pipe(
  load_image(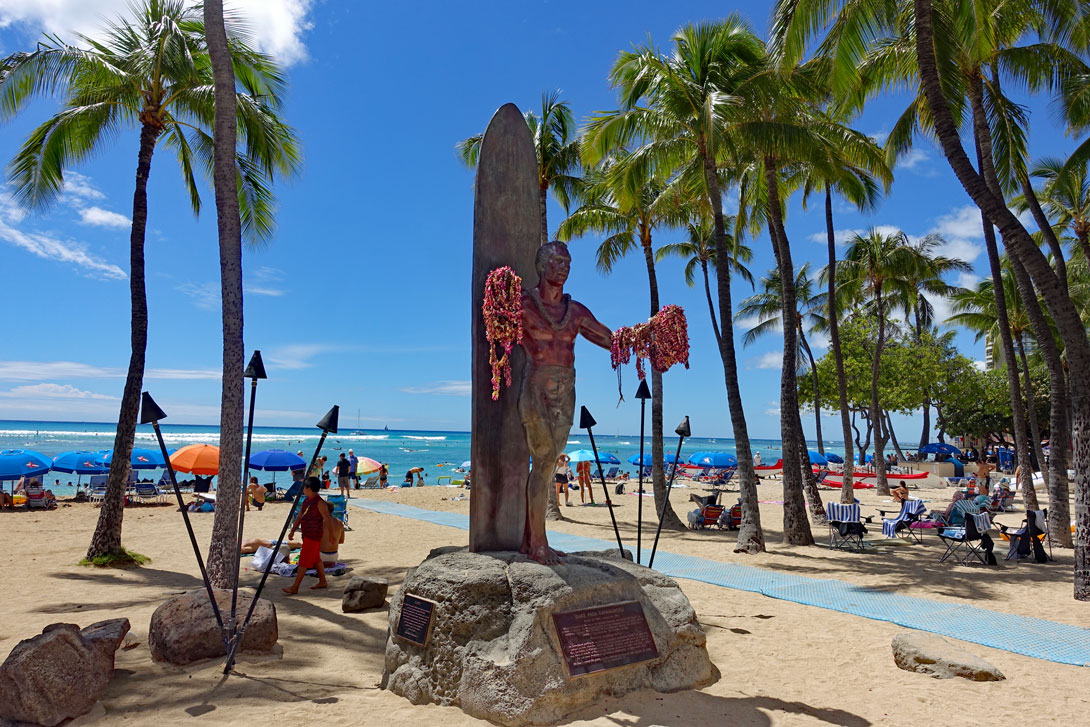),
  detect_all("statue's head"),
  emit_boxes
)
[535,241,571,287]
